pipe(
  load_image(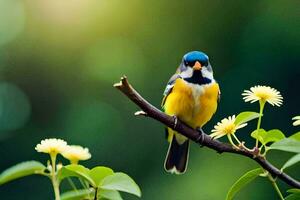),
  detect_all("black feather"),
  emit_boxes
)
[164,136,189,174]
